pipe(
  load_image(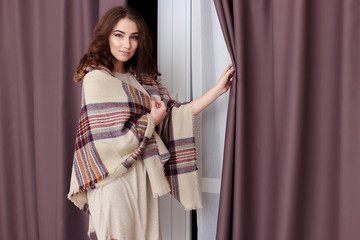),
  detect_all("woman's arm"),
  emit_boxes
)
[148,63,234,122]
[191,64,234,116]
